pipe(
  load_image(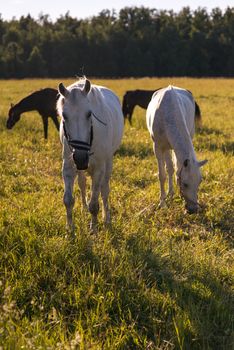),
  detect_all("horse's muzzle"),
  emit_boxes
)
[6,120,13,129]
[185,201,199,214]
[73,149,89,170]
